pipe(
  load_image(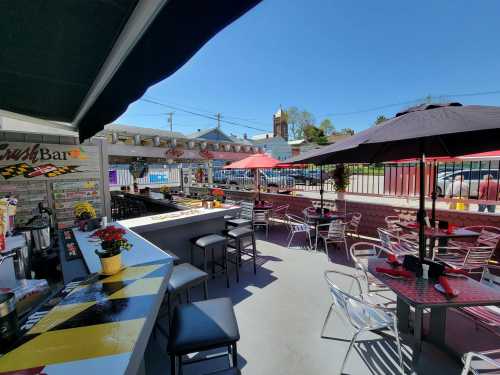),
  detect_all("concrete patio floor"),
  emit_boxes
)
[145,226,496,375]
